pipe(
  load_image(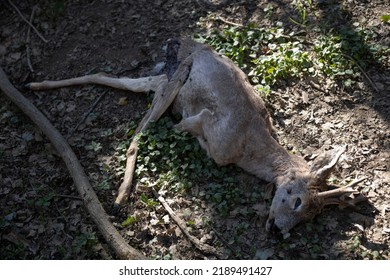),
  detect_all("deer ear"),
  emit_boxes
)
[309,146,346,185]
